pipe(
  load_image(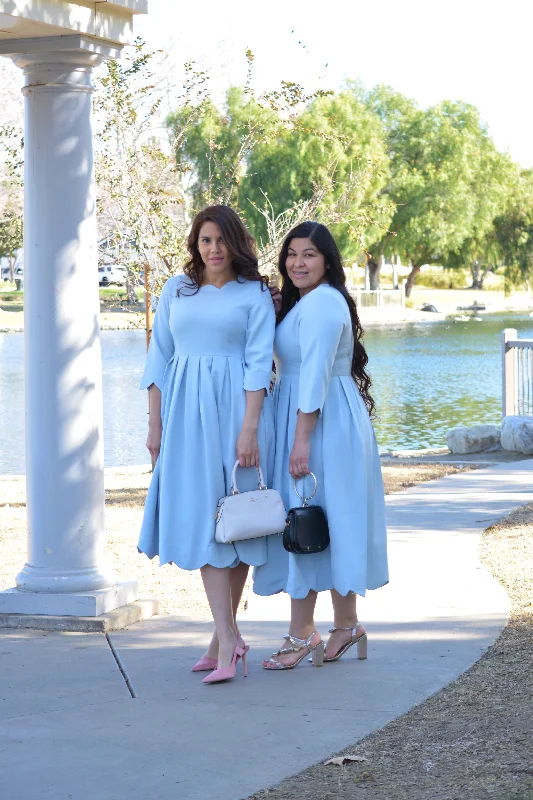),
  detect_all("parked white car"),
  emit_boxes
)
[98,265,127,286]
